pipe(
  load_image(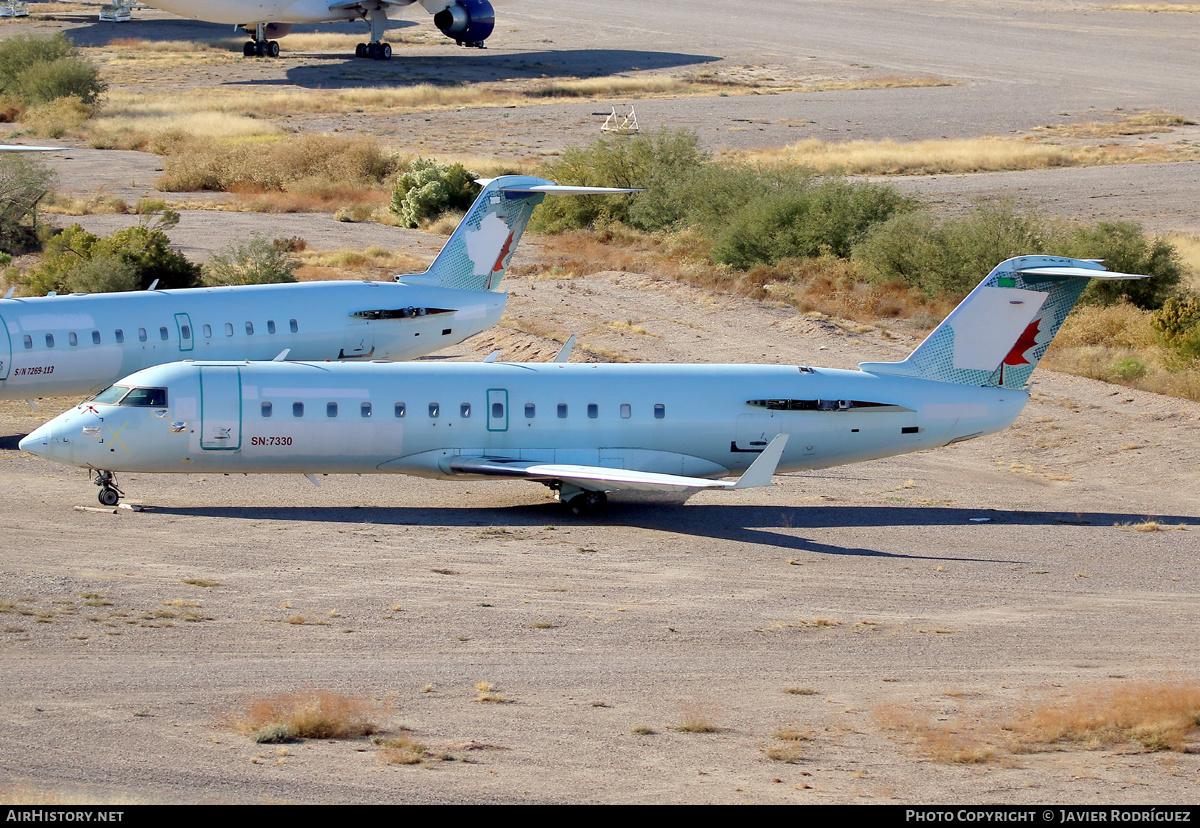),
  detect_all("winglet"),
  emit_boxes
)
[553,335,577,364]
[733,434,788,489]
